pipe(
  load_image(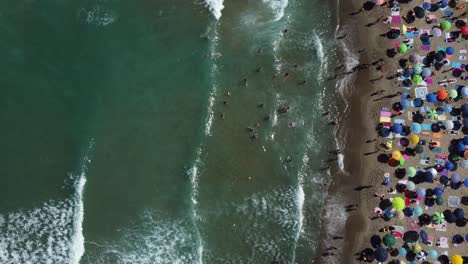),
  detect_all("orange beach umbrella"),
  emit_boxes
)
[437,89,448,101]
